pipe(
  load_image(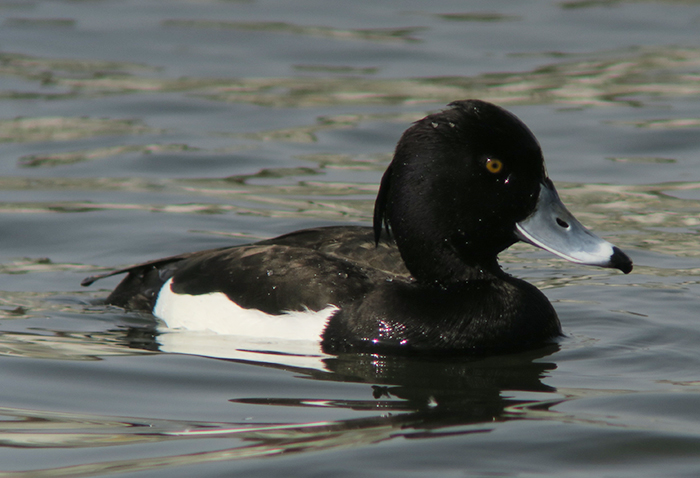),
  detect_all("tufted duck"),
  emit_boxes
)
[82,100,632,355]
